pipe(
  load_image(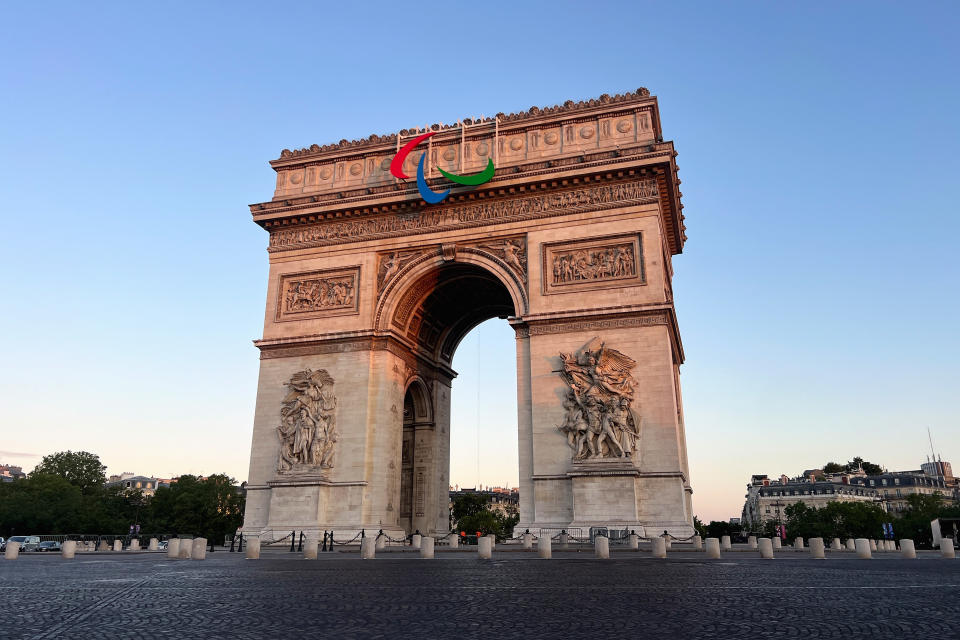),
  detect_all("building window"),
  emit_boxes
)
[882,479,887,486]
[894,478,900,485]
